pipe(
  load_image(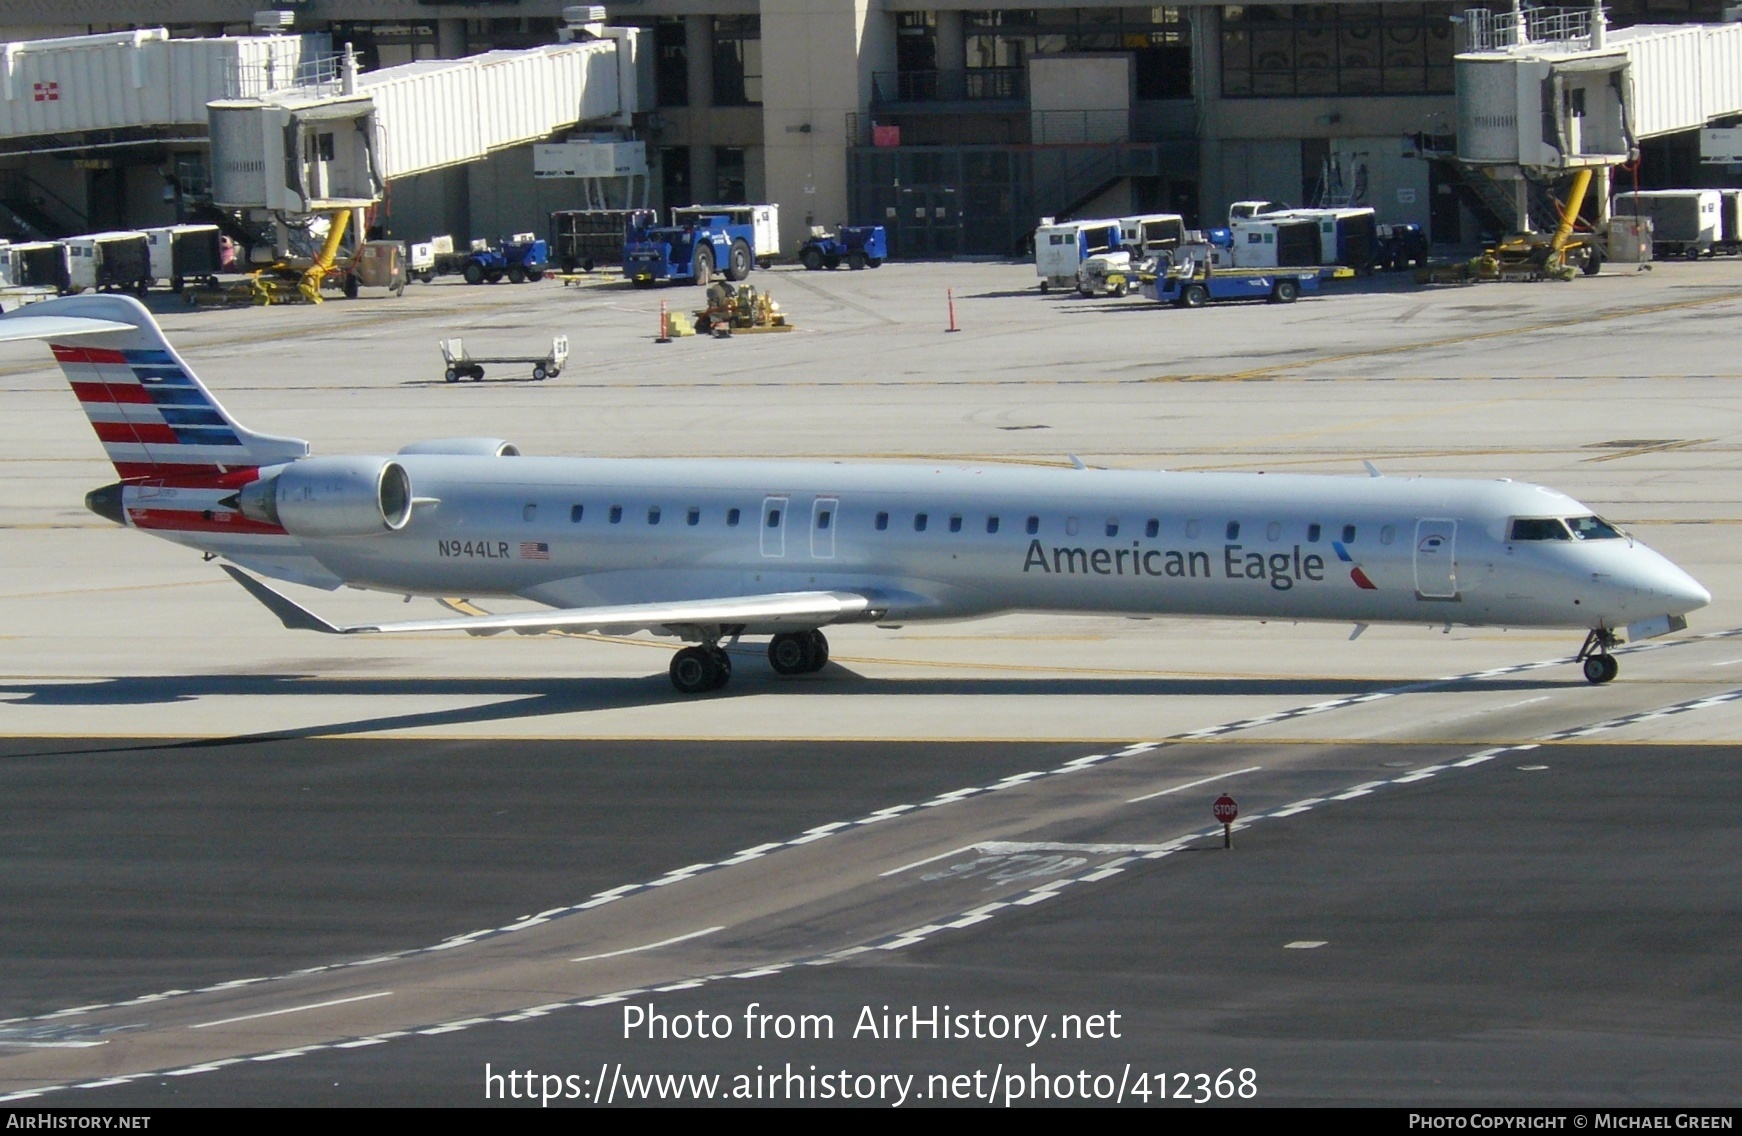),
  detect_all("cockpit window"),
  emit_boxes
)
[1509,517,1572,541]
[1565,515,1623,540]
